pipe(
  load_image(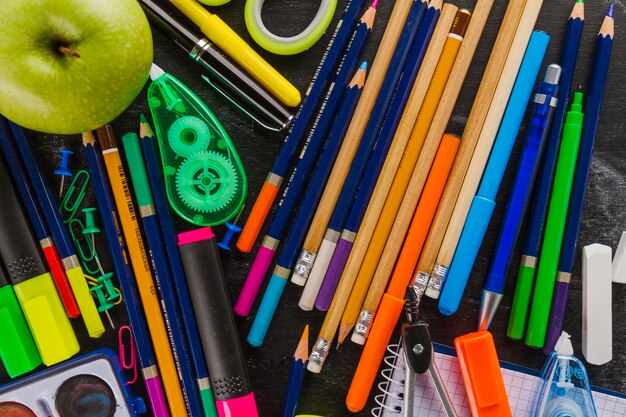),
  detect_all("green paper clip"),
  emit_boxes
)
[60,170,90,223]
[147,64,247,226]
